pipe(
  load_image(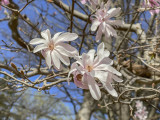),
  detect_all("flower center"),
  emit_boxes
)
[49,43,54,51]
[76,74,82,81]
[86,65,93,72]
